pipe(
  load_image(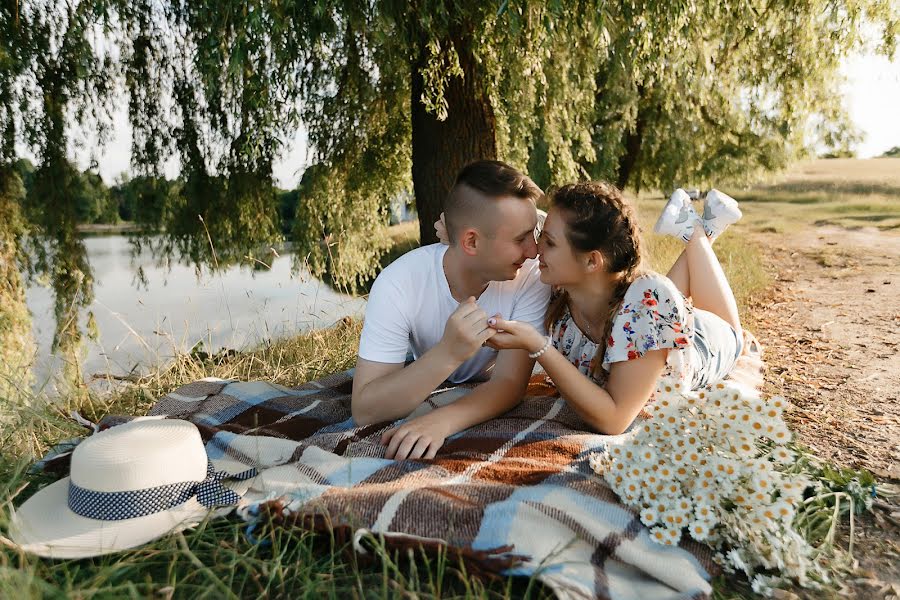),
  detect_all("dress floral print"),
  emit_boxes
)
[550,273,696,389]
